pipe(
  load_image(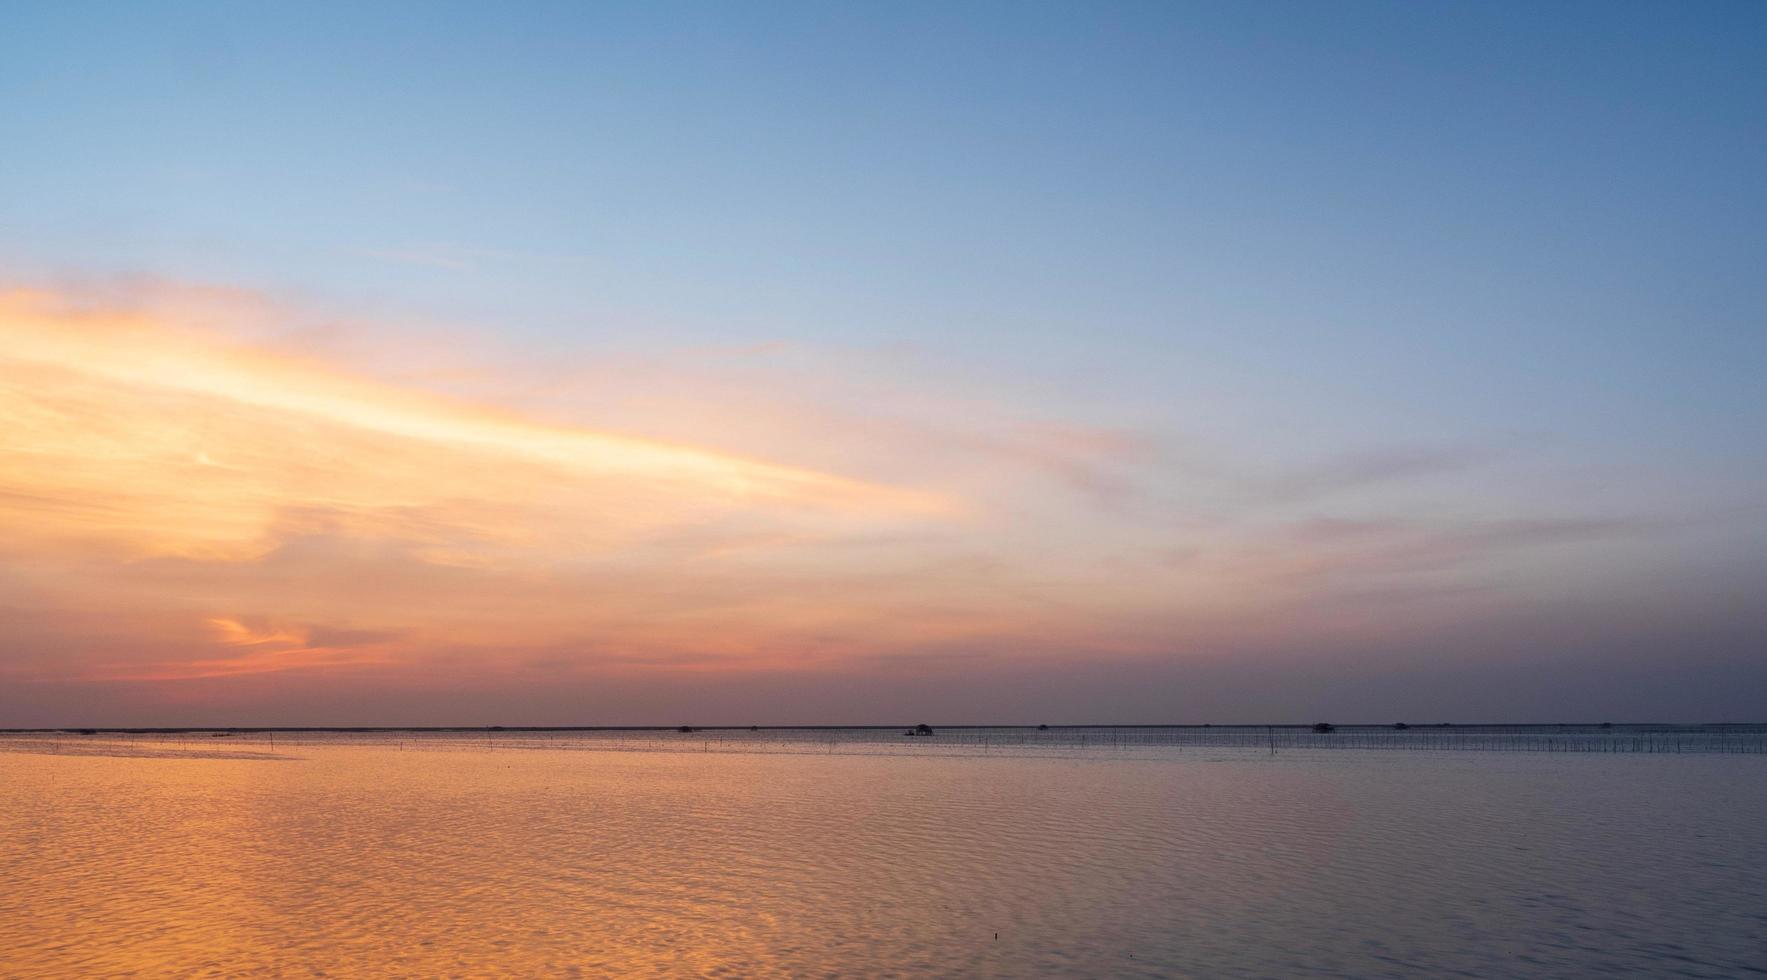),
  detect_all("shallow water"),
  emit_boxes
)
[3,736,1764,978]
